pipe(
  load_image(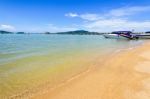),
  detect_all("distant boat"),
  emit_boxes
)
[135,32,150,39]
[103,31,137,39]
